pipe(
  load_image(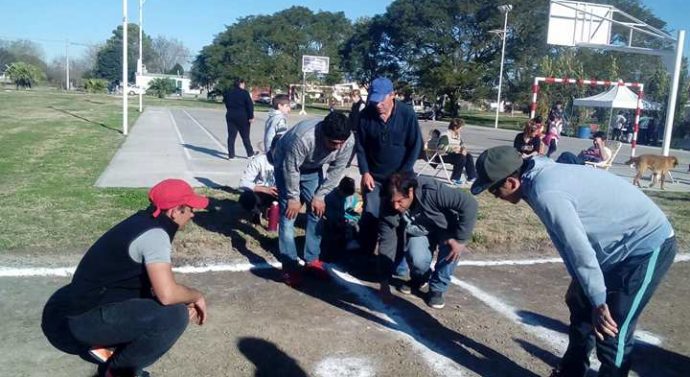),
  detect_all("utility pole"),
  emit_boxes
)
[122,0,128,135]
[65,39,70,91]
[493,4,512,129]
[138,0,145,112]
